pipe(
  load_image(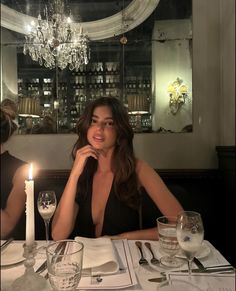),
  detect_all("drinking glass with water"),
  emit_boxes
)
[46,240,84,291]
[157,215,184,268]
